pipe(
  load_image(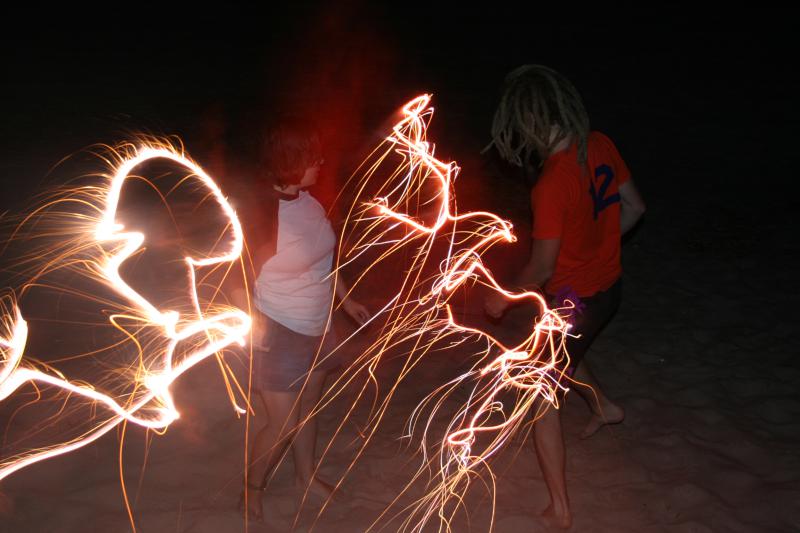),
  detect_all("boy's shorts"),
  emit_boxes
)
[548,278,622,374]
[252,314,341,392]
